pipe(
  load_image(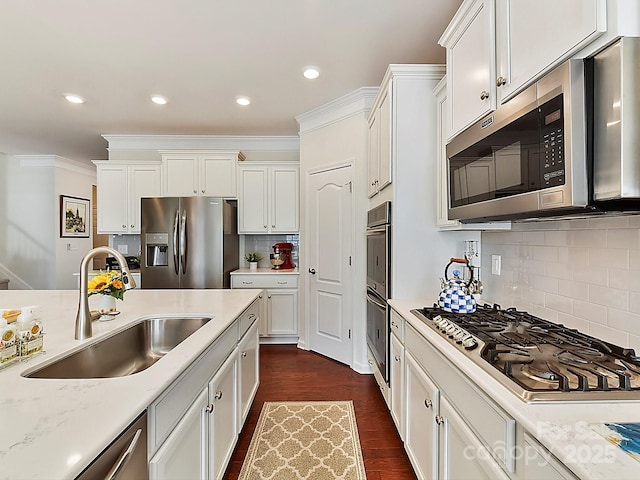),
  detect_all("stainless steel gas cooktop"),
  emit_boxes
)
[411,304,640,403]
